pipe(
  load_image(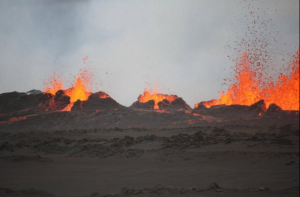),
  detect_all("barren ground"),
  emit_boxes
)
[0,124,299,197]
